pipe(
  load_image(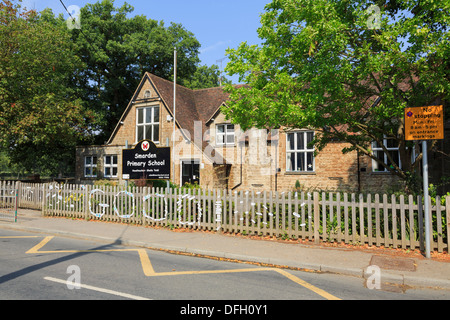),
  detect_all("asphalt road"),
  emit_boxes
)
[0,229,448,306]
